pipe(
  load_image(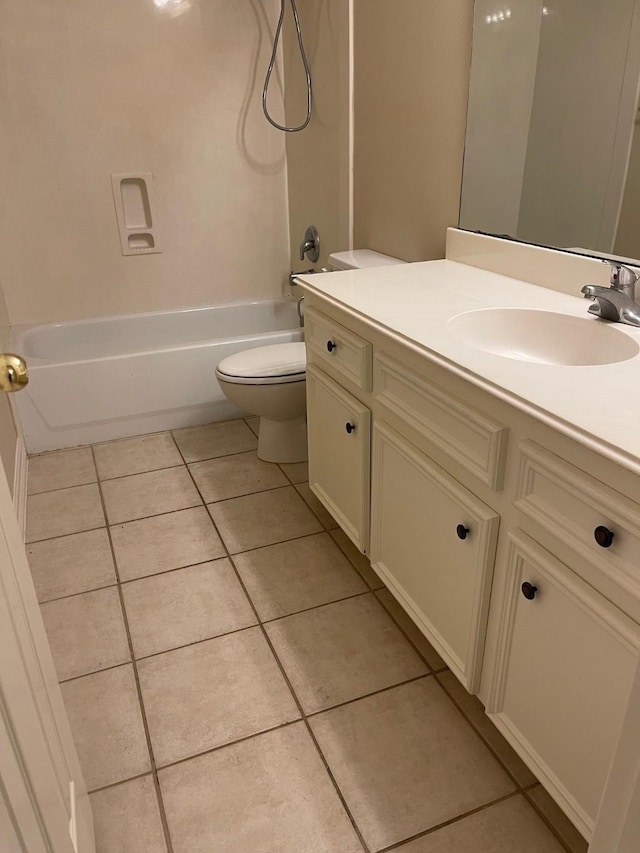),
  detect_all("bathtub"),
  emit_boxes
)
[12,298,303,452]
